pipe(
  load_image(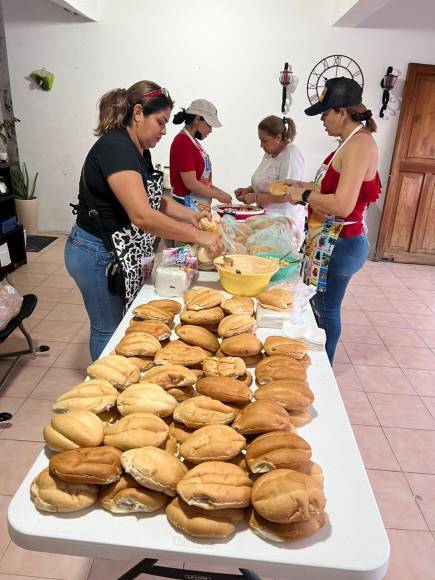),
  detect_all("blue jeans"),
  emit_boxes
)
[64,224,125,361]
[311,235,369,365]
